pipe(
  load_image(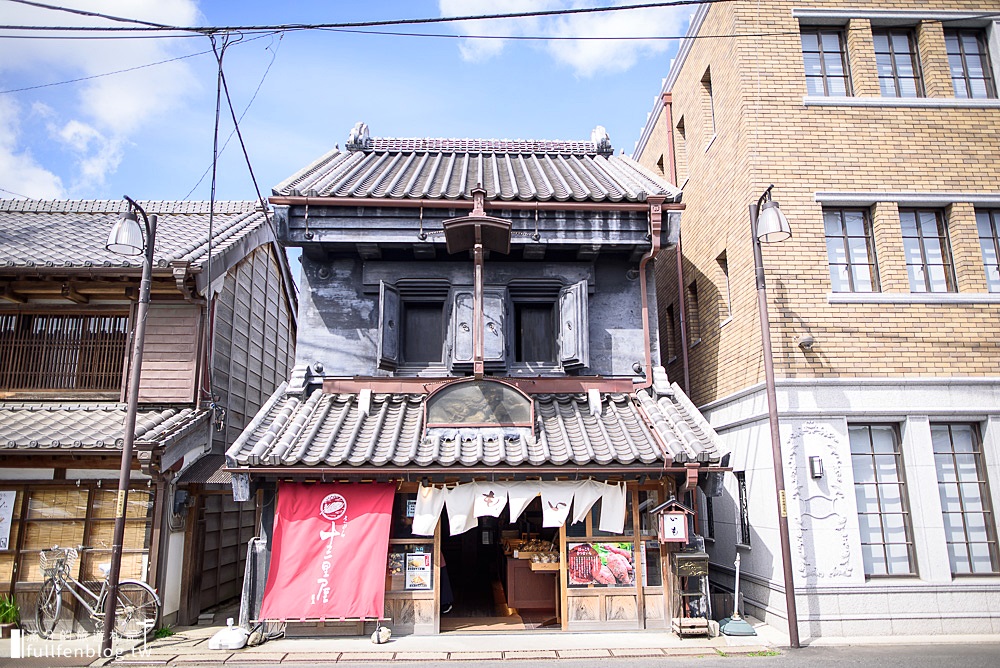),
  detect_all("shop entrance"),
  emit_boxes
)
[440,497,560,632]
